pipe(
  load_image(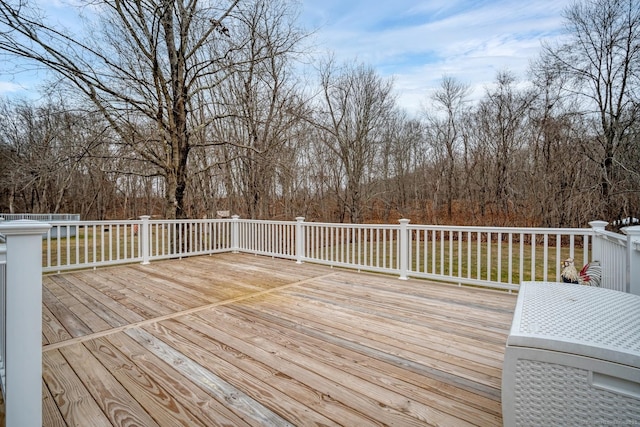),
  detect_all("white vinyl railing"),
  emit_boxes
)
[44,220,142,272]
[40,217,294,271]
[1,216,639,426]
[590,221,628,293]
[32,216,640,294]
[147,218,233,261]
[0,242,6,396]
[302,221,403,274]
[237,219,298,260]
[41,217,235,272]
[407,224,592,291]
